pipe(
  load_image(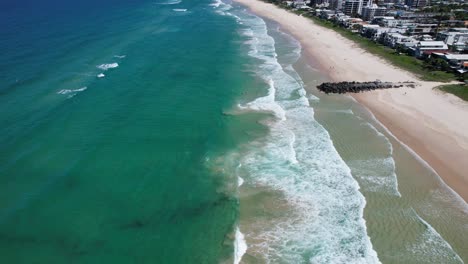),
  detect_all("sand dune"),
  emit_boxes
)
[233,0,468,202]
